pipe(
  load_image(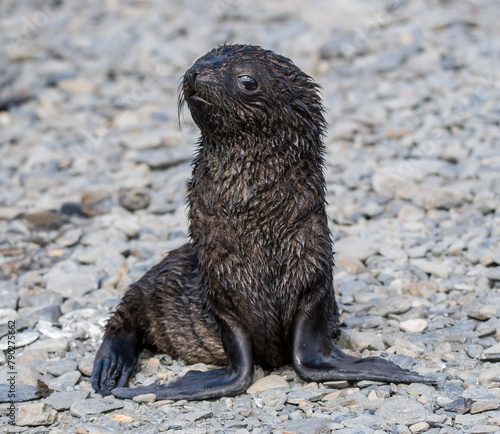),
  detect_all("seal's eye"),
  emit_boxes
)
[238,75,258,91]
